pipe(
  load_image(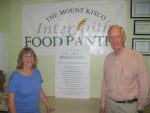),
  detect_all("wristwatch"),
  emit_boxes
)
[137,110,143,113]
